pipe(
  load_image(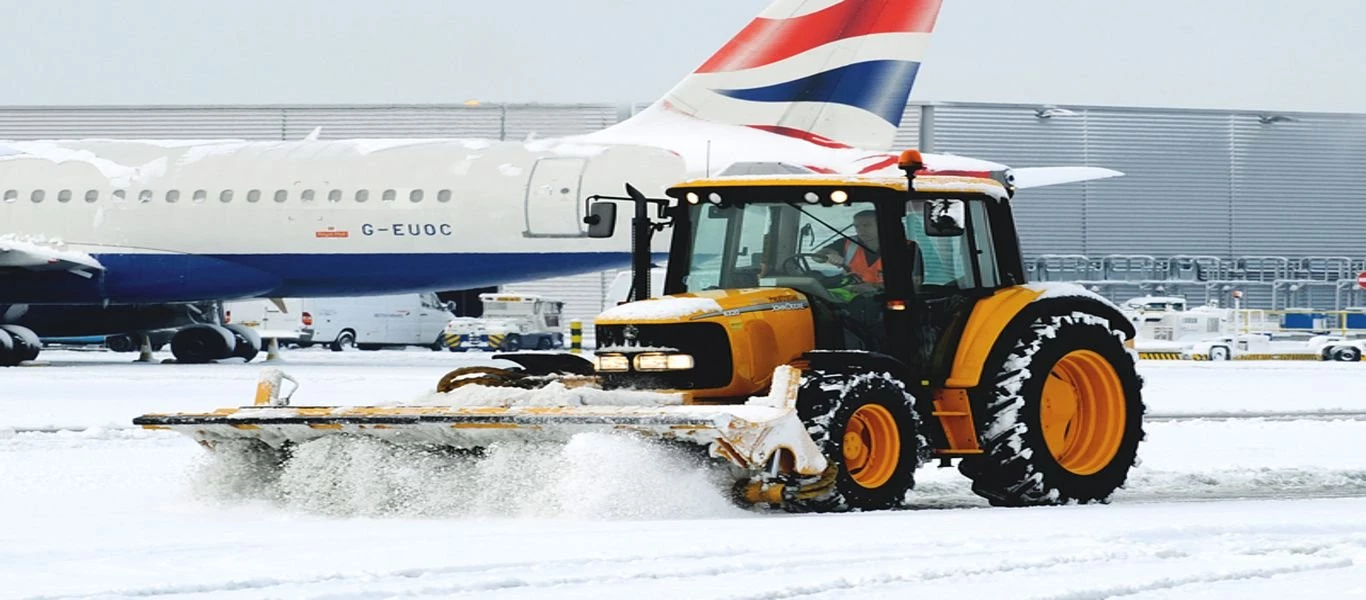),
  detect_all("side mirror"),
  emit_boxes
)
[924,199,966,237]
[584,201,617,238]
